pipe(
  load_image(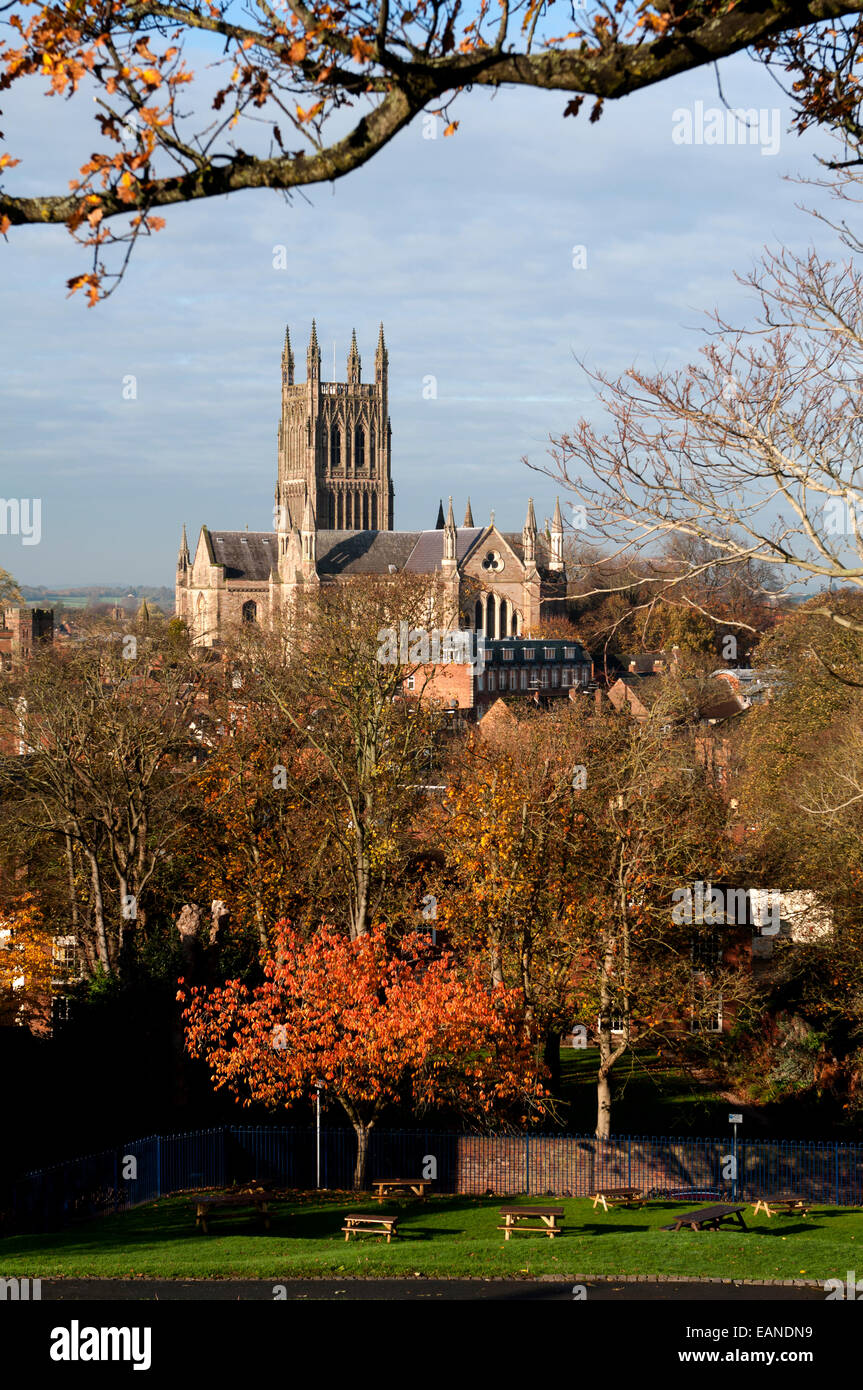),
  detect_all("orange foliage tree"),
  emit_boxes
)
[0,893,56,1029]
[181,727,309,951]
[180,923,546,1188]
